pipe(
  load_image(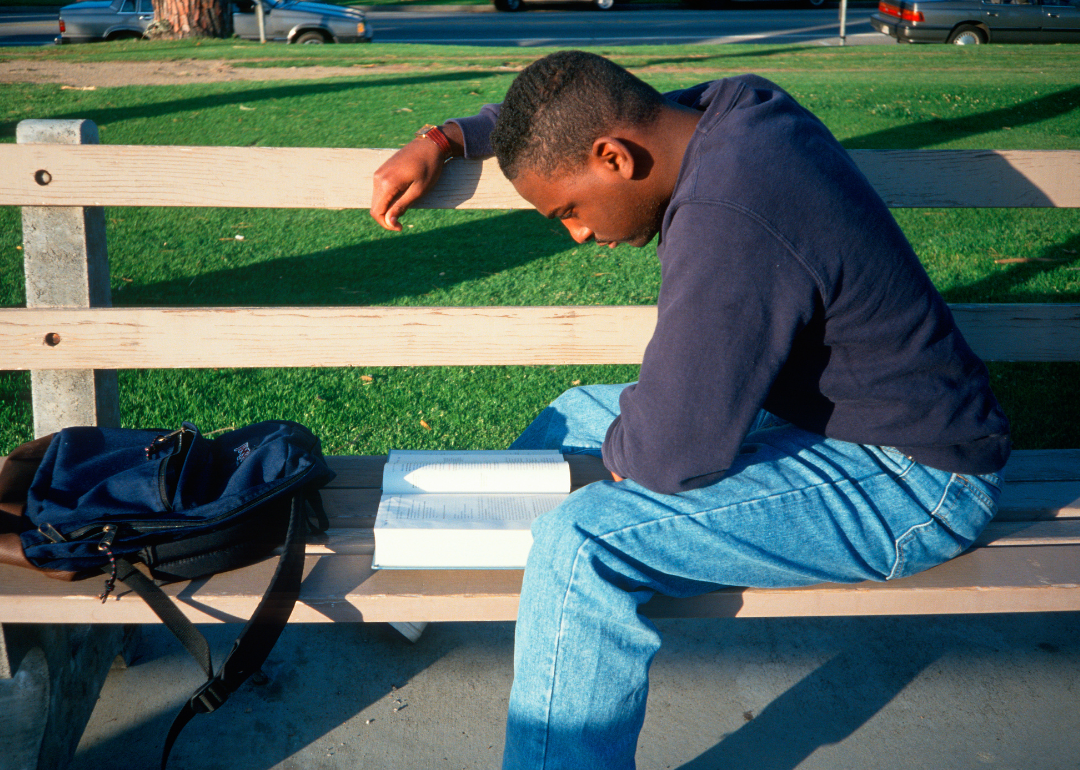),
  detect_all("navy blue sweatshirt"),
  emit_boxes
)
[453,76,1011,494]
